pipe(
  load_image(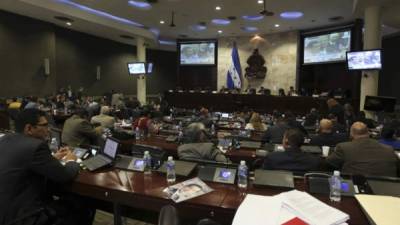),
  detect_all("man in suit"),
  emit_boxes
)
[326,122,399,177]
[310,119,348,146]
[0,109,90,225]
[261,117,290,144]
[90,105,115,129]
[62,106,101,147]
[263,128,321,172]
